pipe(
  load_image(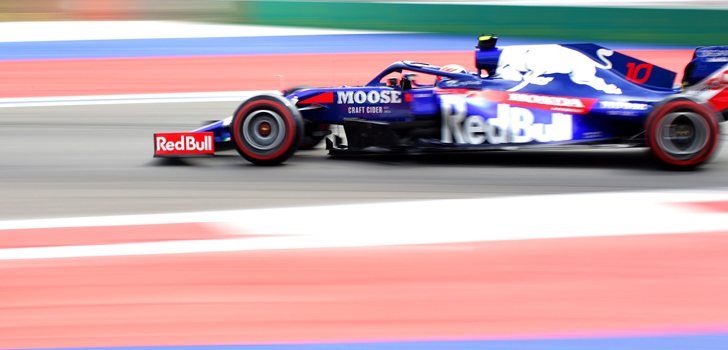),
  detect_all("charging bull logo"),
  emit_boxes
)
[496,45,622,95]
